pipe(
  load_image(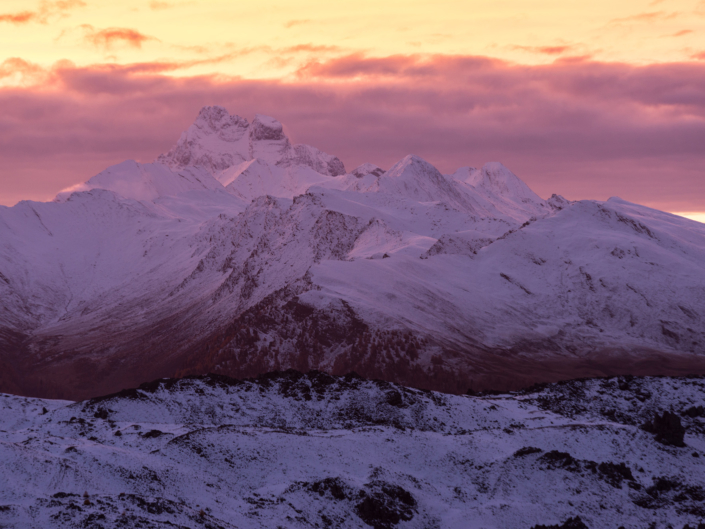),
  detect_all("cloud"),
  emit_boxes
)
[509,45,577,56]
[0,54,704,213]
[0,11,37,24]
[693,51,705,60]
[149,1,194,10]
[282,44,343,54]
[0,58,48,84]
[284,19,311,29]
[82,26,159,50]
[294,53,495,80]
[609,11,679,24]
[665,29,693,37]
[0,0,84,25]
[293,54,705,114]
